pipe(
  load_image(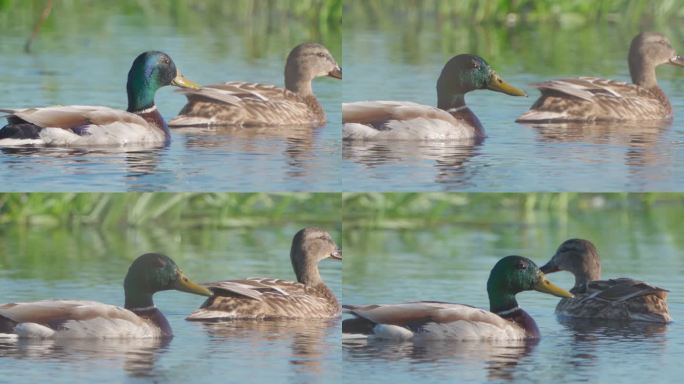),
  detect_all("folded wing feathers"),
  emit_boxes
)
[4,105,148,129]
[0,300,143,325]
